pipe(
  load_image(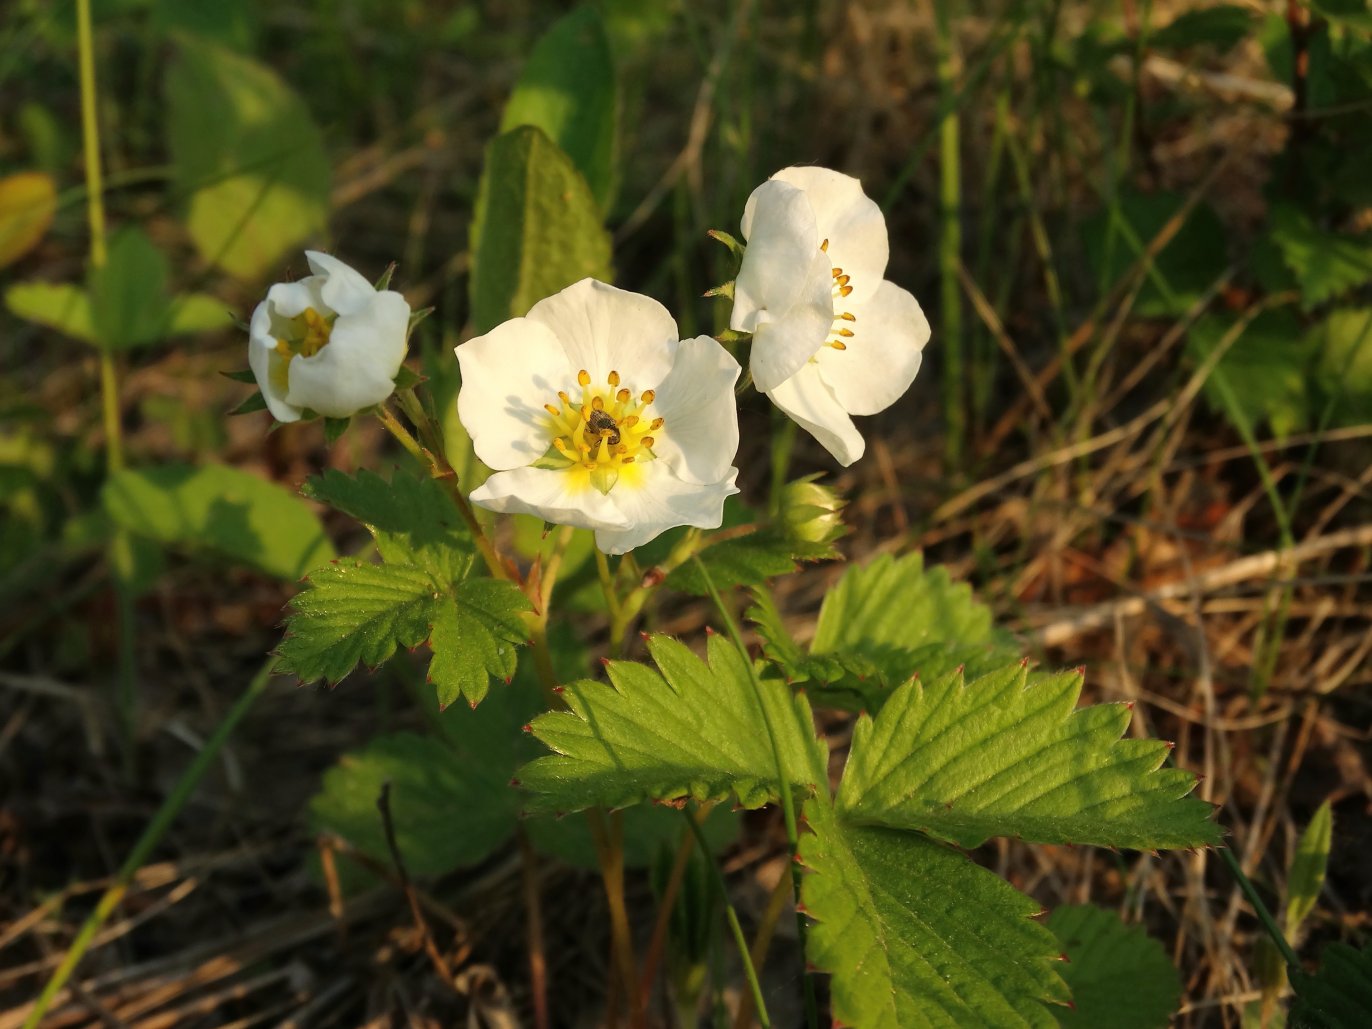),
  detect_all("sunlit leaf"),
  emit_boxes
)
[0,171,56,268]
[664,528,837,596]
[1270,205,1372,309]
[1287,800,1333,935]
[428,579,532,709]
[102,462,335,580]
[468,126,612,334]
[4,282,97,345]
[519,632,826,813]
[836,663,1220,850]
[1187,309,1312,439]
[500,6,619,210]
[801,795,1069,1029]
[166,34,330,279]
